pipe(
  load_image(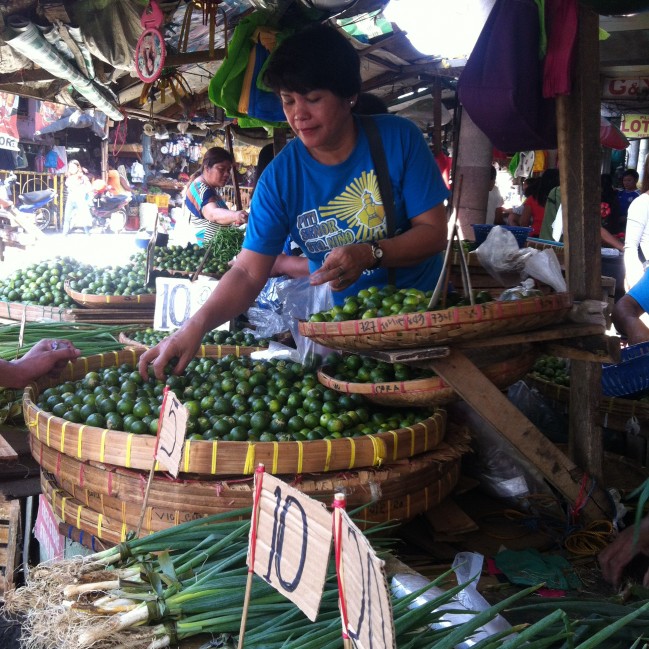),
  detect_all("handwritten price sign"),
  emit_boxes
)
[153,276,219,331]
[339,508,395,648]
[252,473,332,621]
[154,389,188,477]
